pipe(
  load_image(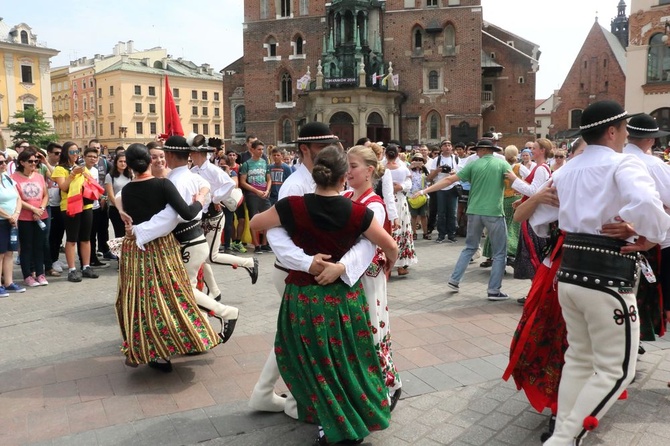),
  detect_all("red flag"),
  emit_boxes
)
[164,76,184,137]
